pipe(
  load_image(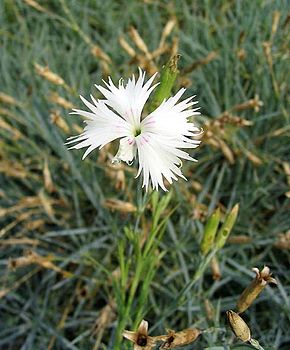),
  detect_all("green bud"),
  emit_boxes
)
[200,208,221,255]
[215,204,239,249]
[149,55,180,112]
